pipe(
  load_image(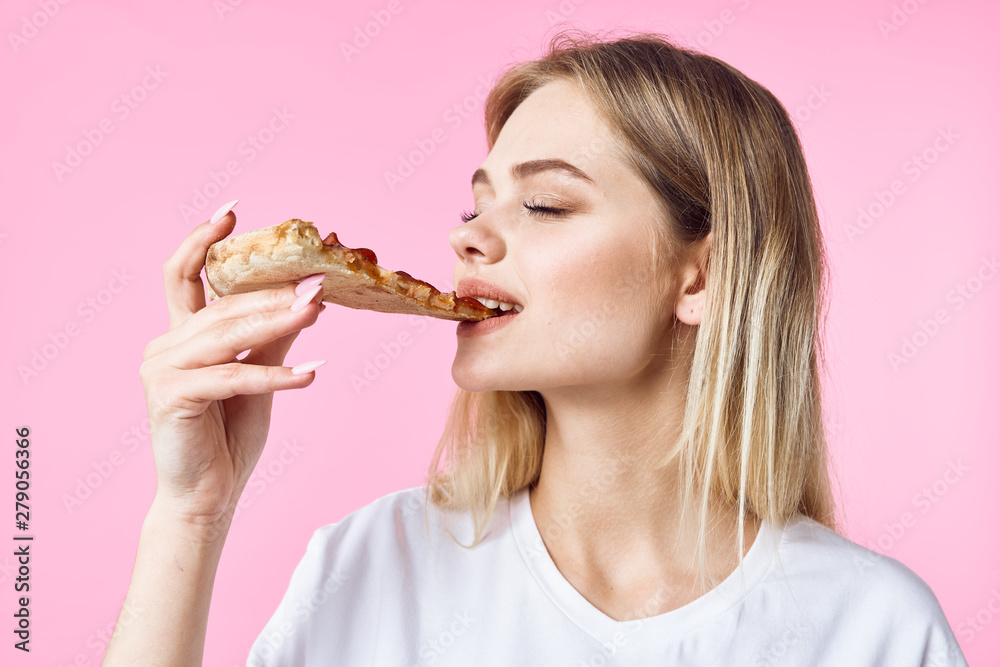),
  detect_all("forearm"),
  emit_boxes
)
[103,497,233,666]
